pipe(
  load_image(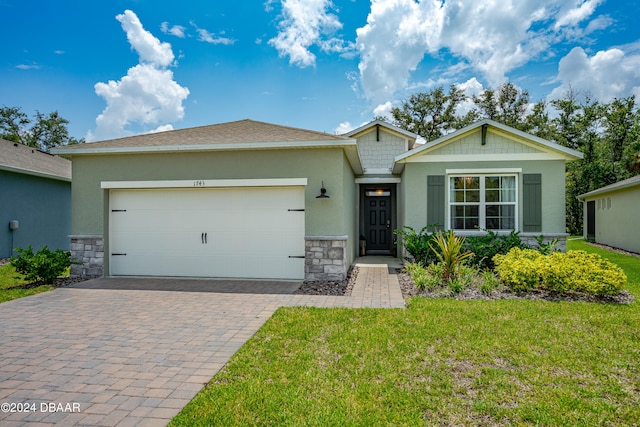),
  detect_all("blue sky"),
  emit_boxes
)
[2,0,639,142]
